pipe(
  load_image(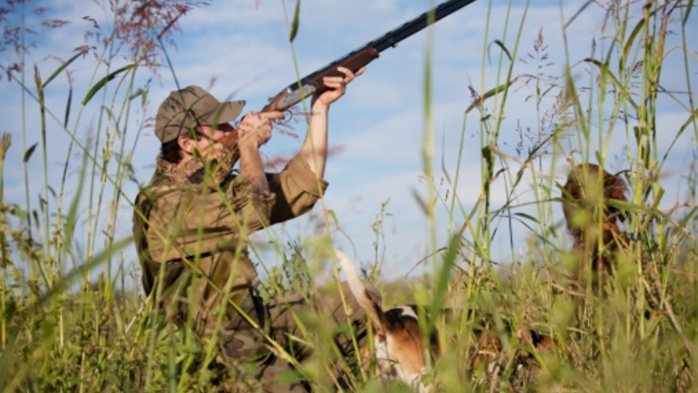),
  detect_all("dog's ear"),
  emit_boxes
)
[335,250,388,335]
